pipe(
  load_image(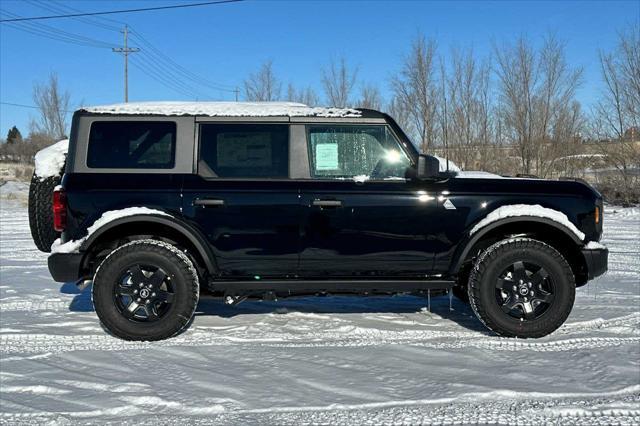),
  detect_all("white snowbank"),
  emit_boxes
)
[34,139,68,180]
[433,155,461,172]
[470,204,586,240]
[0,181,29,201]
[455,171,503,179]
[80,102,362,118]
[585,241,607,249]
[51,207,171,254]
